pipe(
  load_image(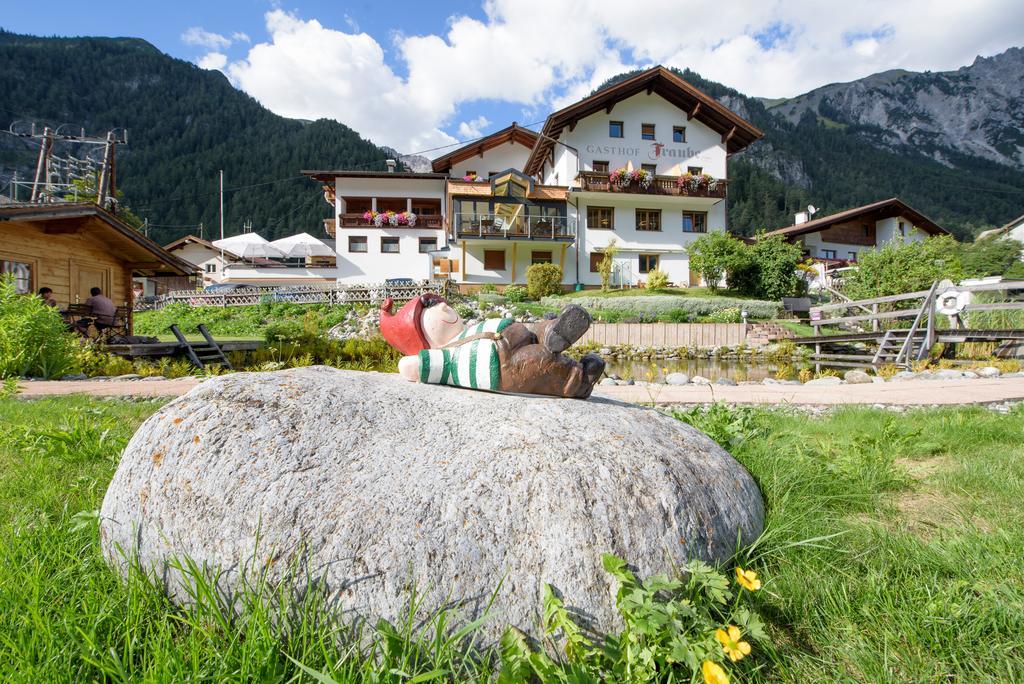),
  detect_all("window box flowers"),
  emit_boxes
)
[362,210,418,227]
[608,166,654,190]
[676,172,718,194]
